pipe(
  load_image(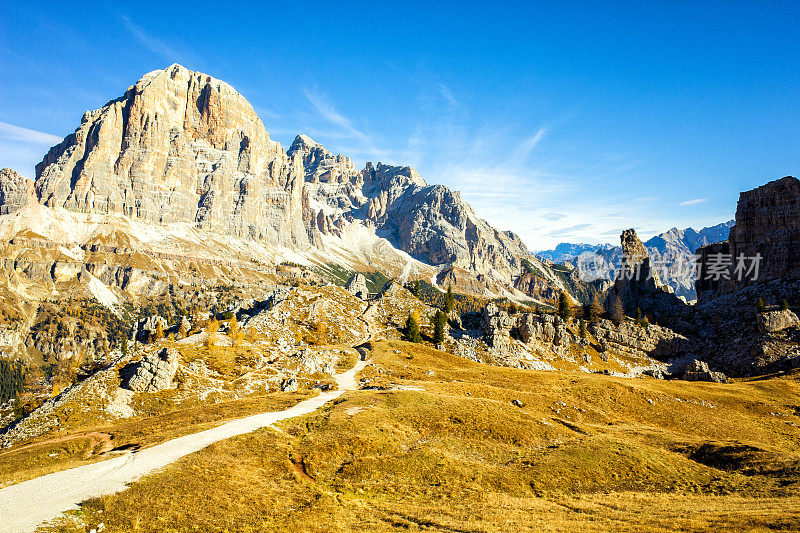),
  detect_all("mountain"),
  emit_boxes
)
[0,64,566,303]
[535,221,735,300]
[535,242,616,263]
